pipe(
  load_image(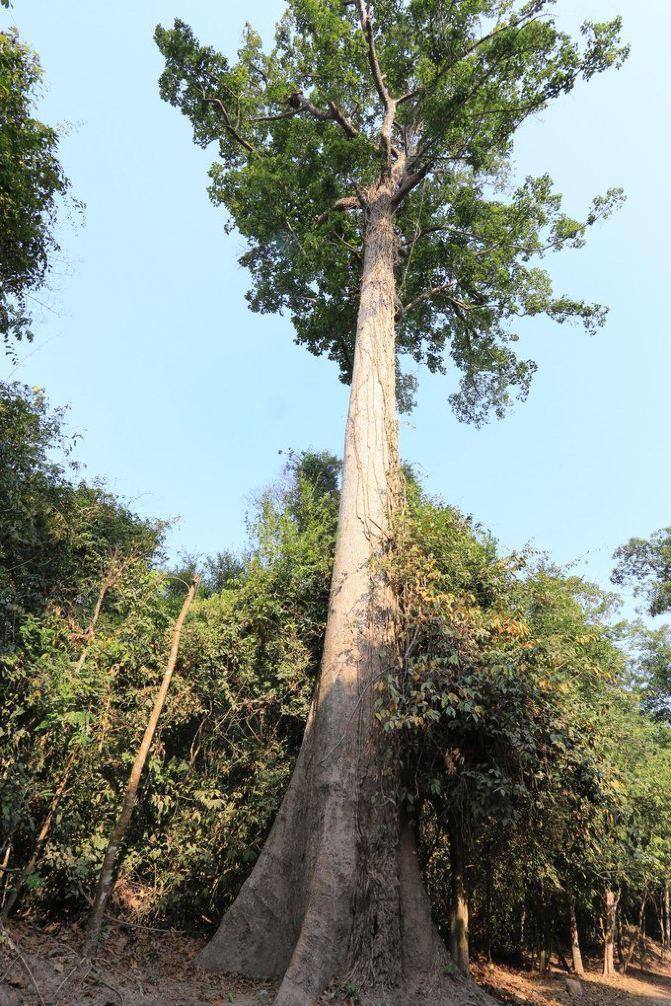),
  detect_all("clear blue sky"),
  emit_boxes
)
[3,1,670,619]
